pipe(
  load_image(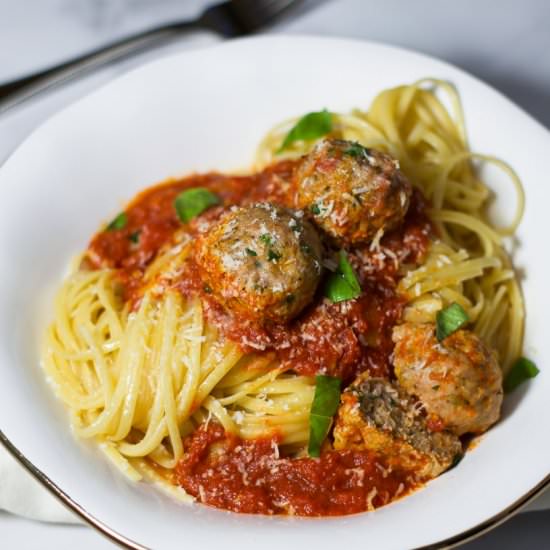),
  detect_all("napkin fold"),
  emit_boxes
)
[0,447,79,523]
